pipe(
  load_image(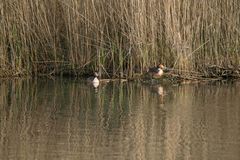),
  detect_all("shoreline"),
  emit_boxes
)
[0,71,239,84]
[1,63,239,80]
